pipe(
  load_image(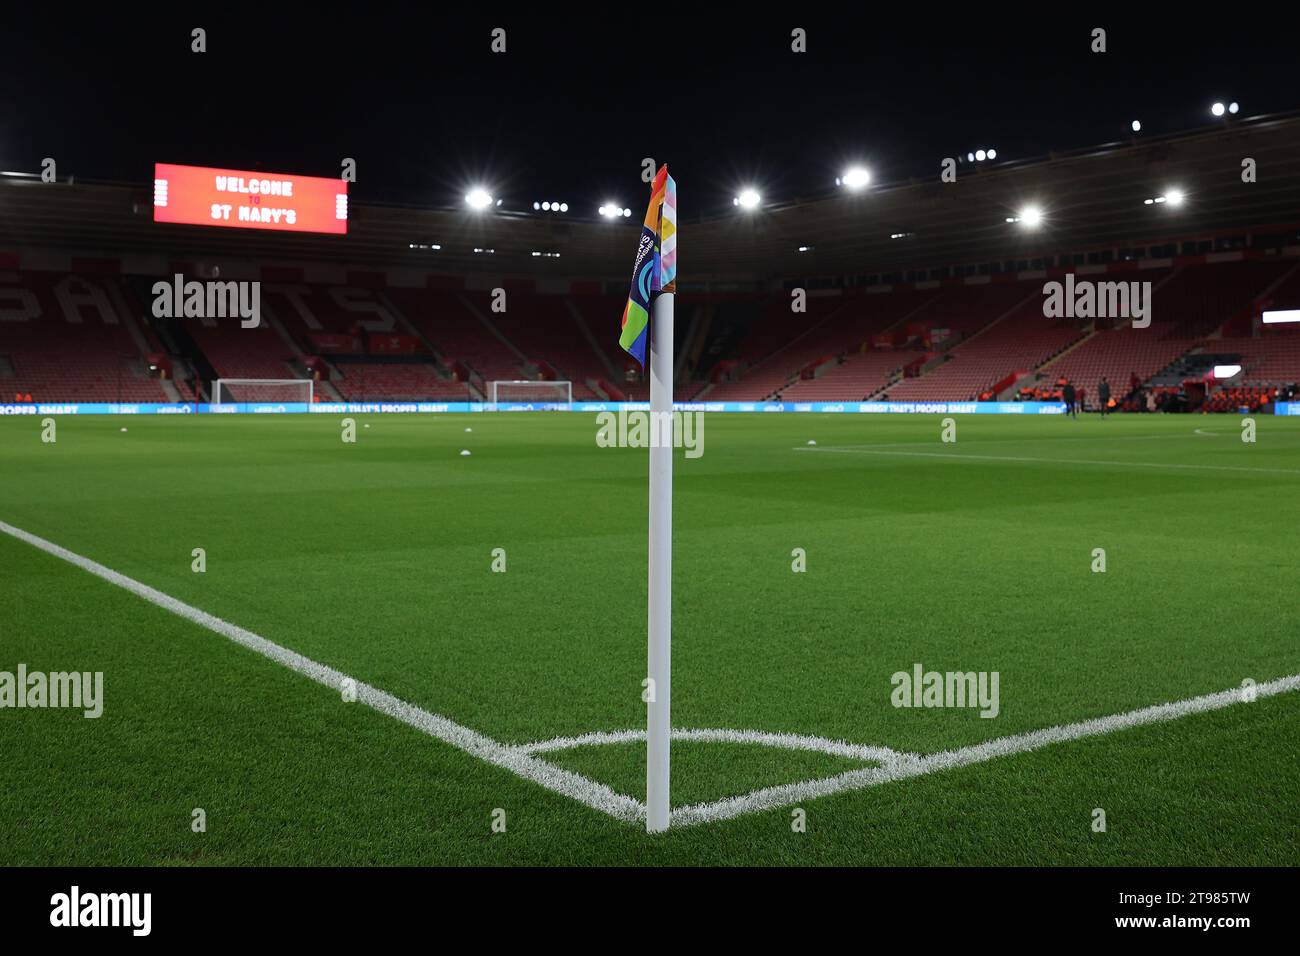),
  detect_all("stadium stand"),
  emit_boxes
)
[882,287,1081,401]
[710,289,939,400]
[7,254,1300,407]
[1029,261,1289,406]
[0,271,170,402]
